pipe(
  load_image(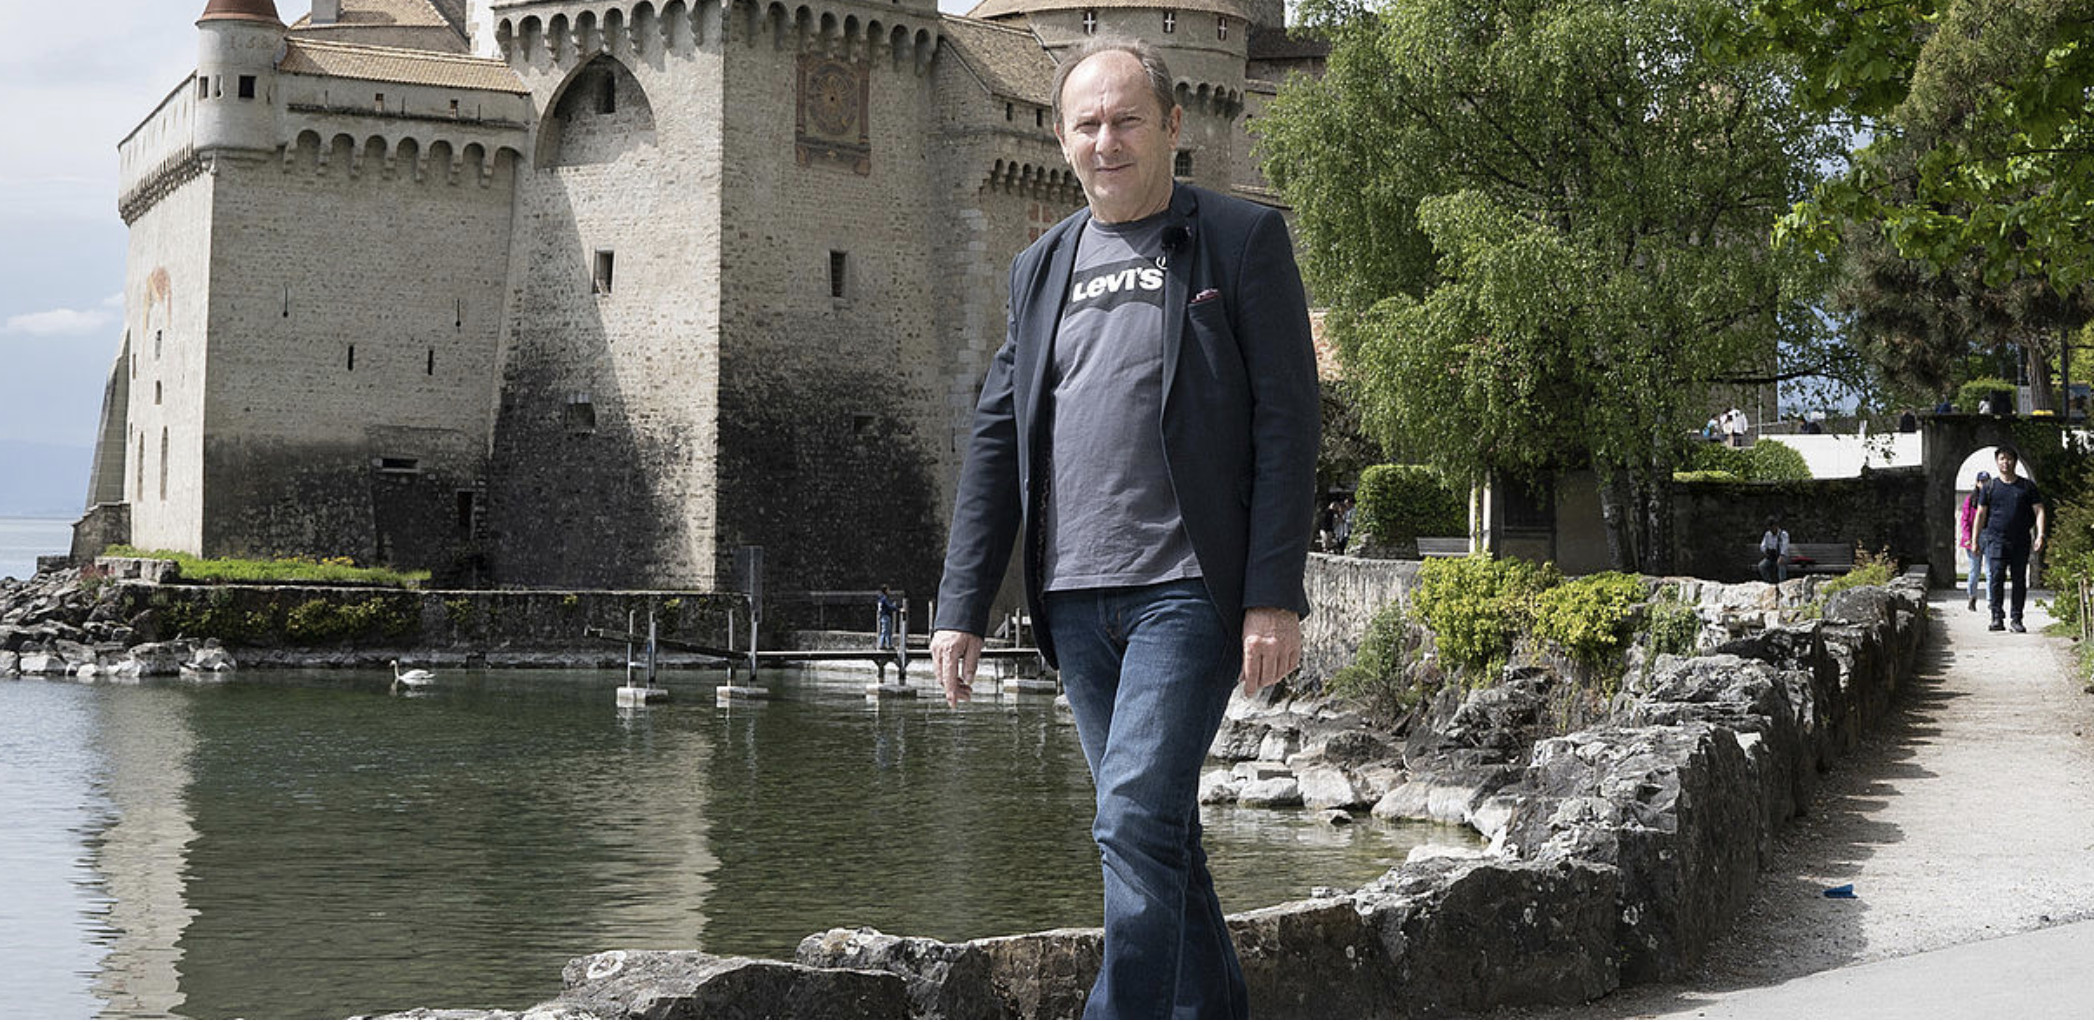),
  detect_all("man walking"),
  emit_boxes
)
[929,37,1318,1019]
[1972,444,2047,632]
